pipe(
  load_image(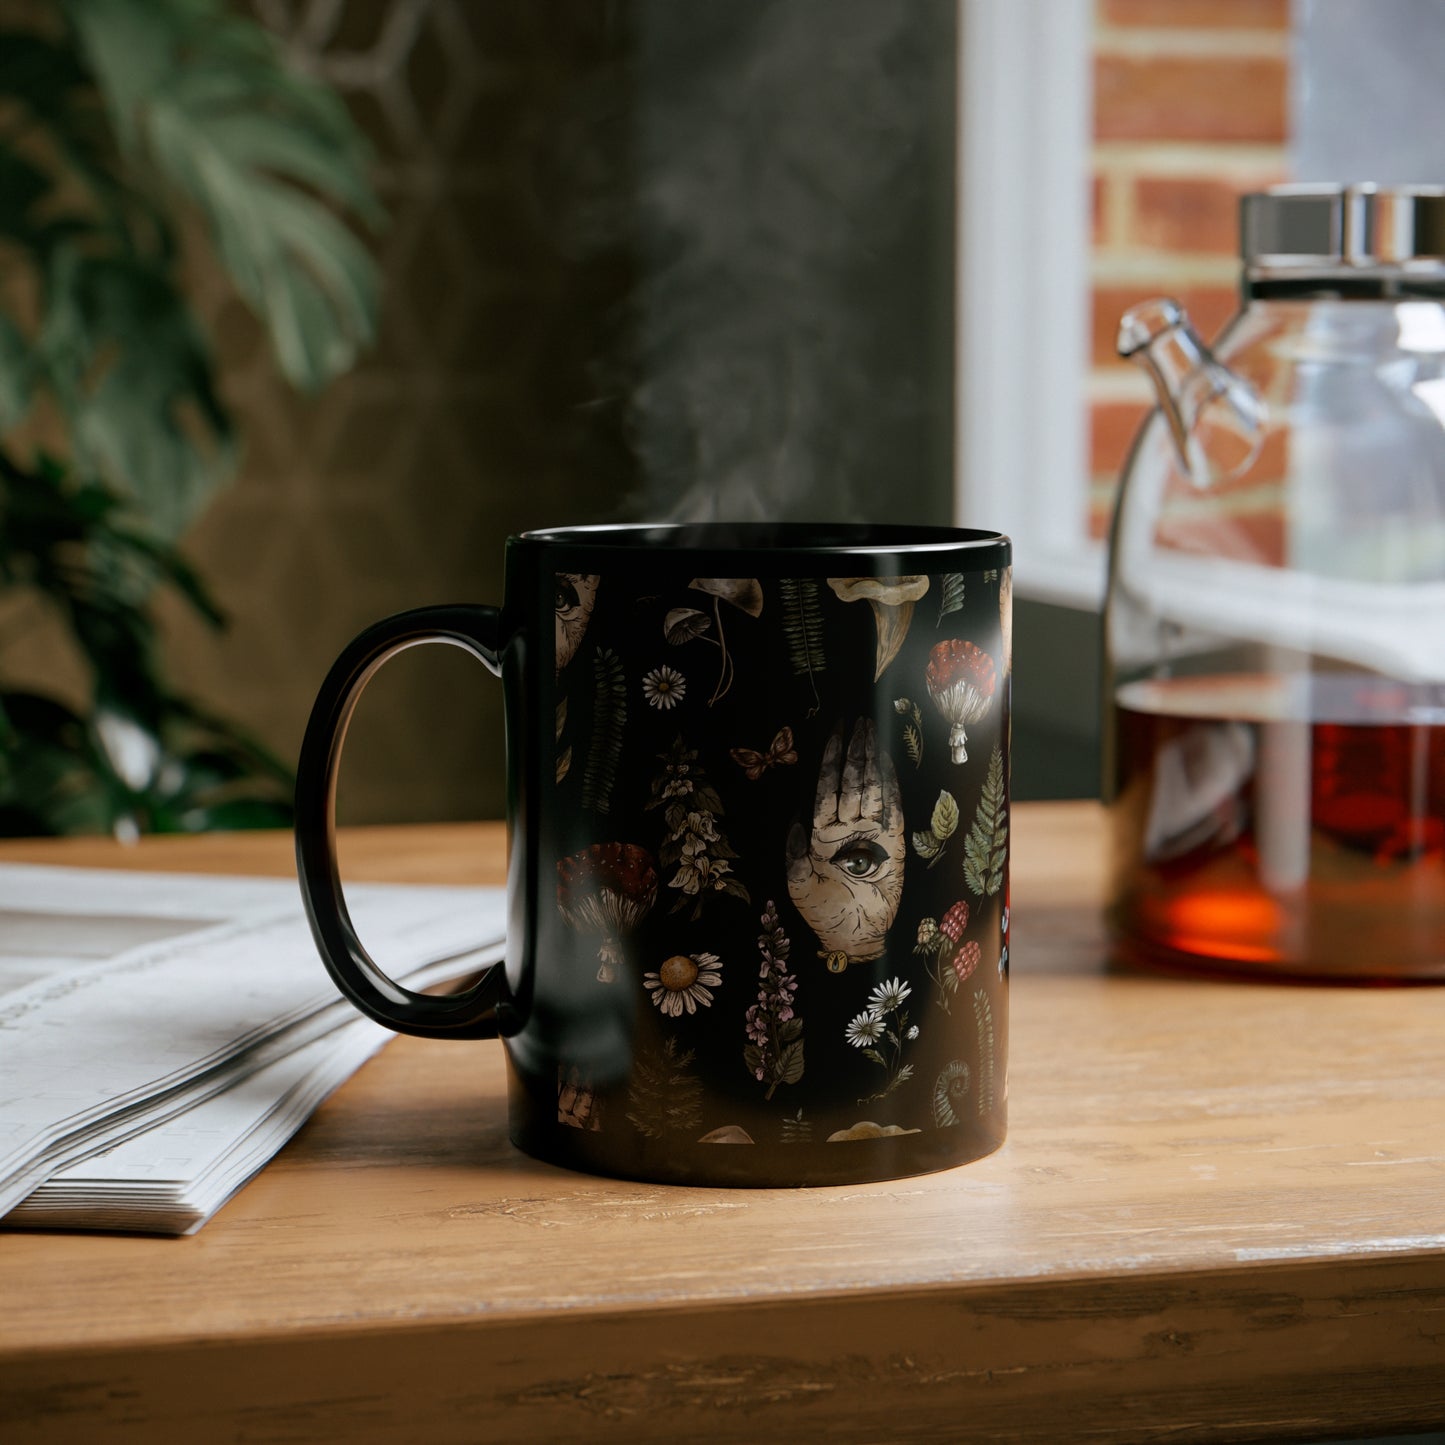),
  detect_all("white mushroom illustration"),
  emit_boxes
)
[826,576,930,681]
[925,639,997,764]
[556,842,658,983]
[681,577,763,704]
